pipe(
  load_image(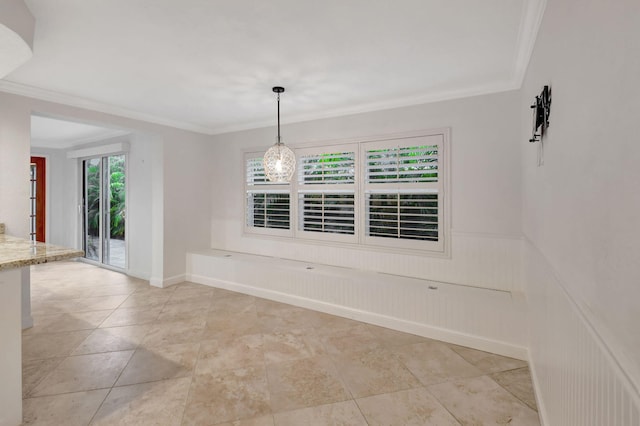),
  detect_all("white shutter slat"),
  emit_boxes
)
[363,140,441,243]
[246,190,291,230]
[297,148,357,238]
[365,192,439,242]
[365,145,439,184]
[299,151,355,185]
[298,192,355,235]
[246,157,289,186]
